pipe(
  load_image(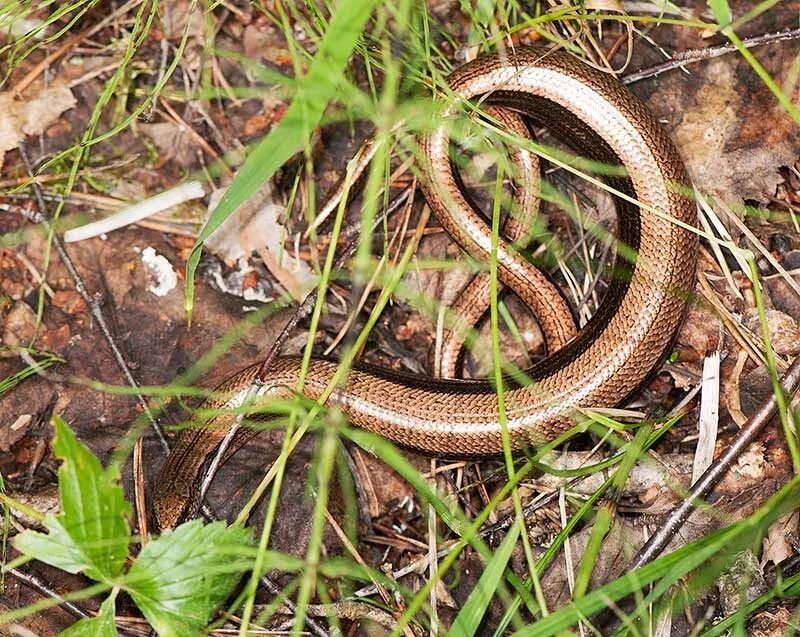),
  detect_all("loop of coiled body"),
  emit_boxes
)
[152,48,697,530]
